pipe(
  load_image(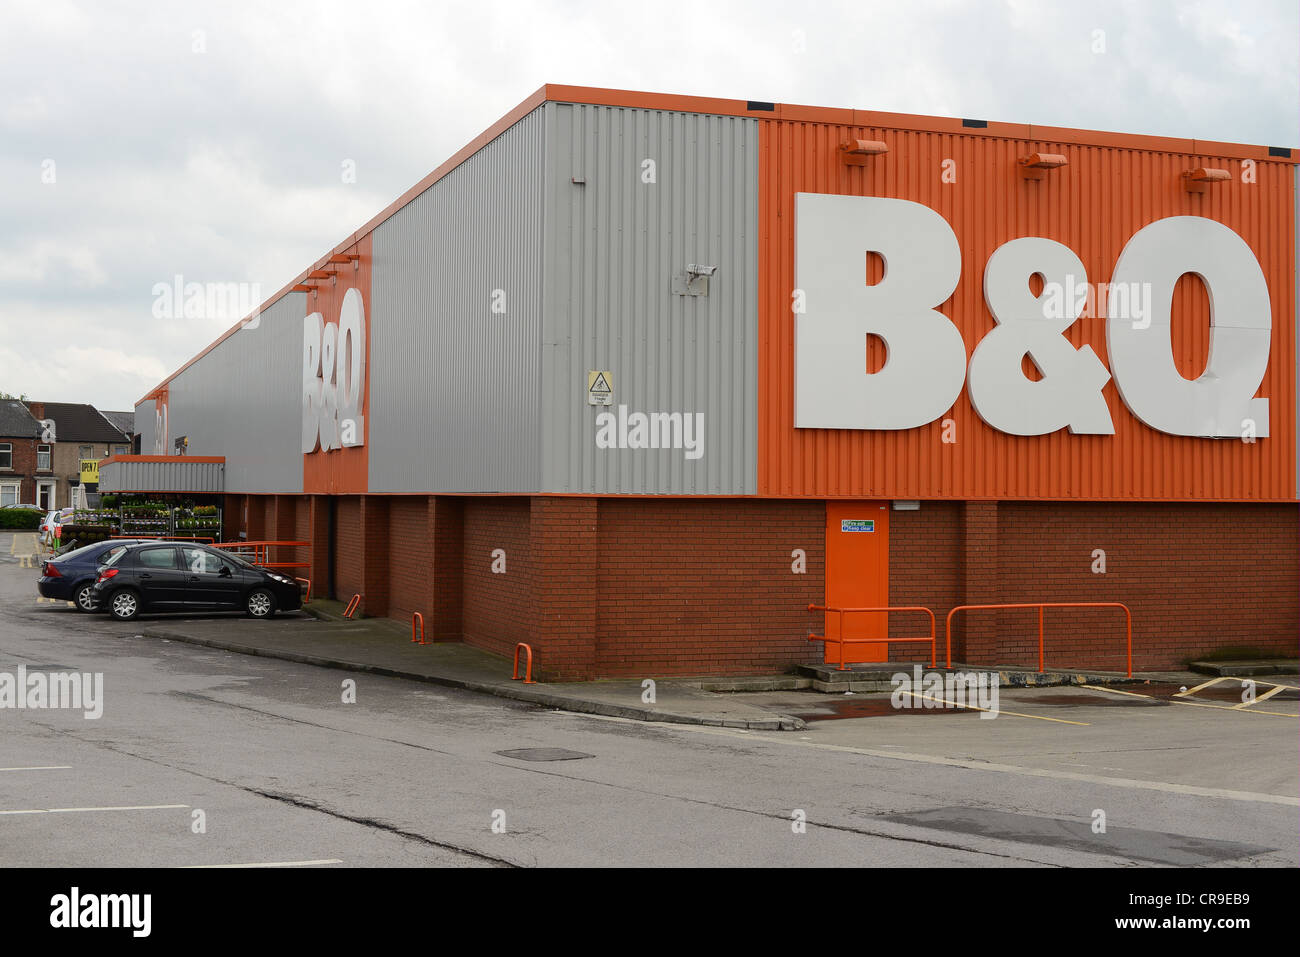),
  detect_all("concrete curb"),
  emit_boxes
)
[1188,659,1300,677]
[795,663,1156,693]
[139,628,806,732]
